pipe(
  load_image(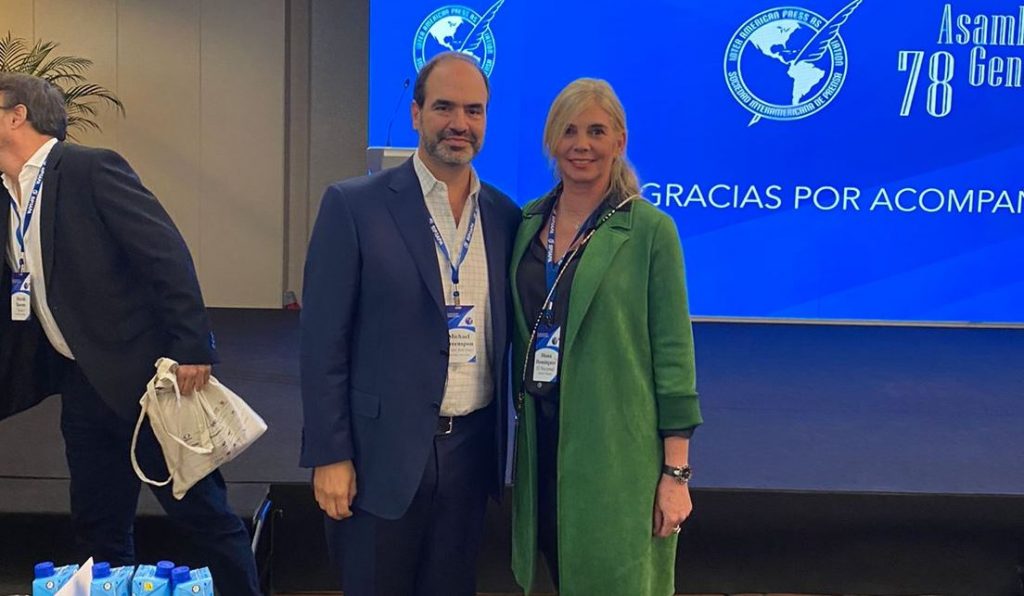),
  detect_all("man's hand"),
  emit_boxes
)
[176,364,212,396]
[314,460,358,520]
[652,475,693,538]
